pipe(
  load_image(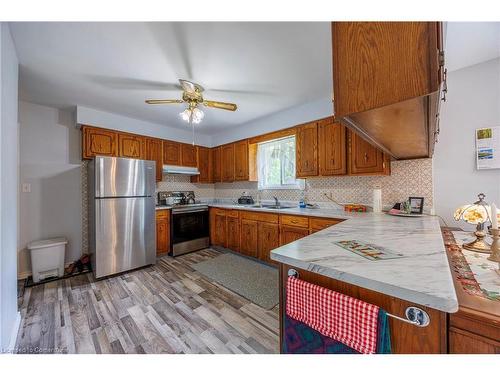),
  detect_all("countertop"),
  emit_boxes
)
[209,203,459,313]
[155,205,172,210]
